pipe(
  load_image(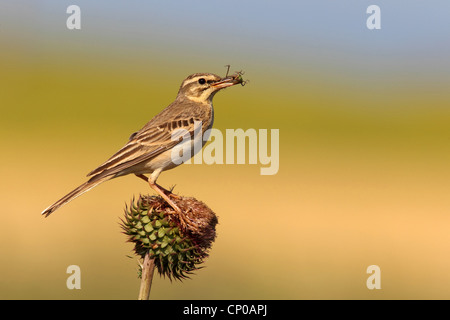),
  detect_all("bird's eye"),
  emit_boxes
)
[198,78,206,85]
